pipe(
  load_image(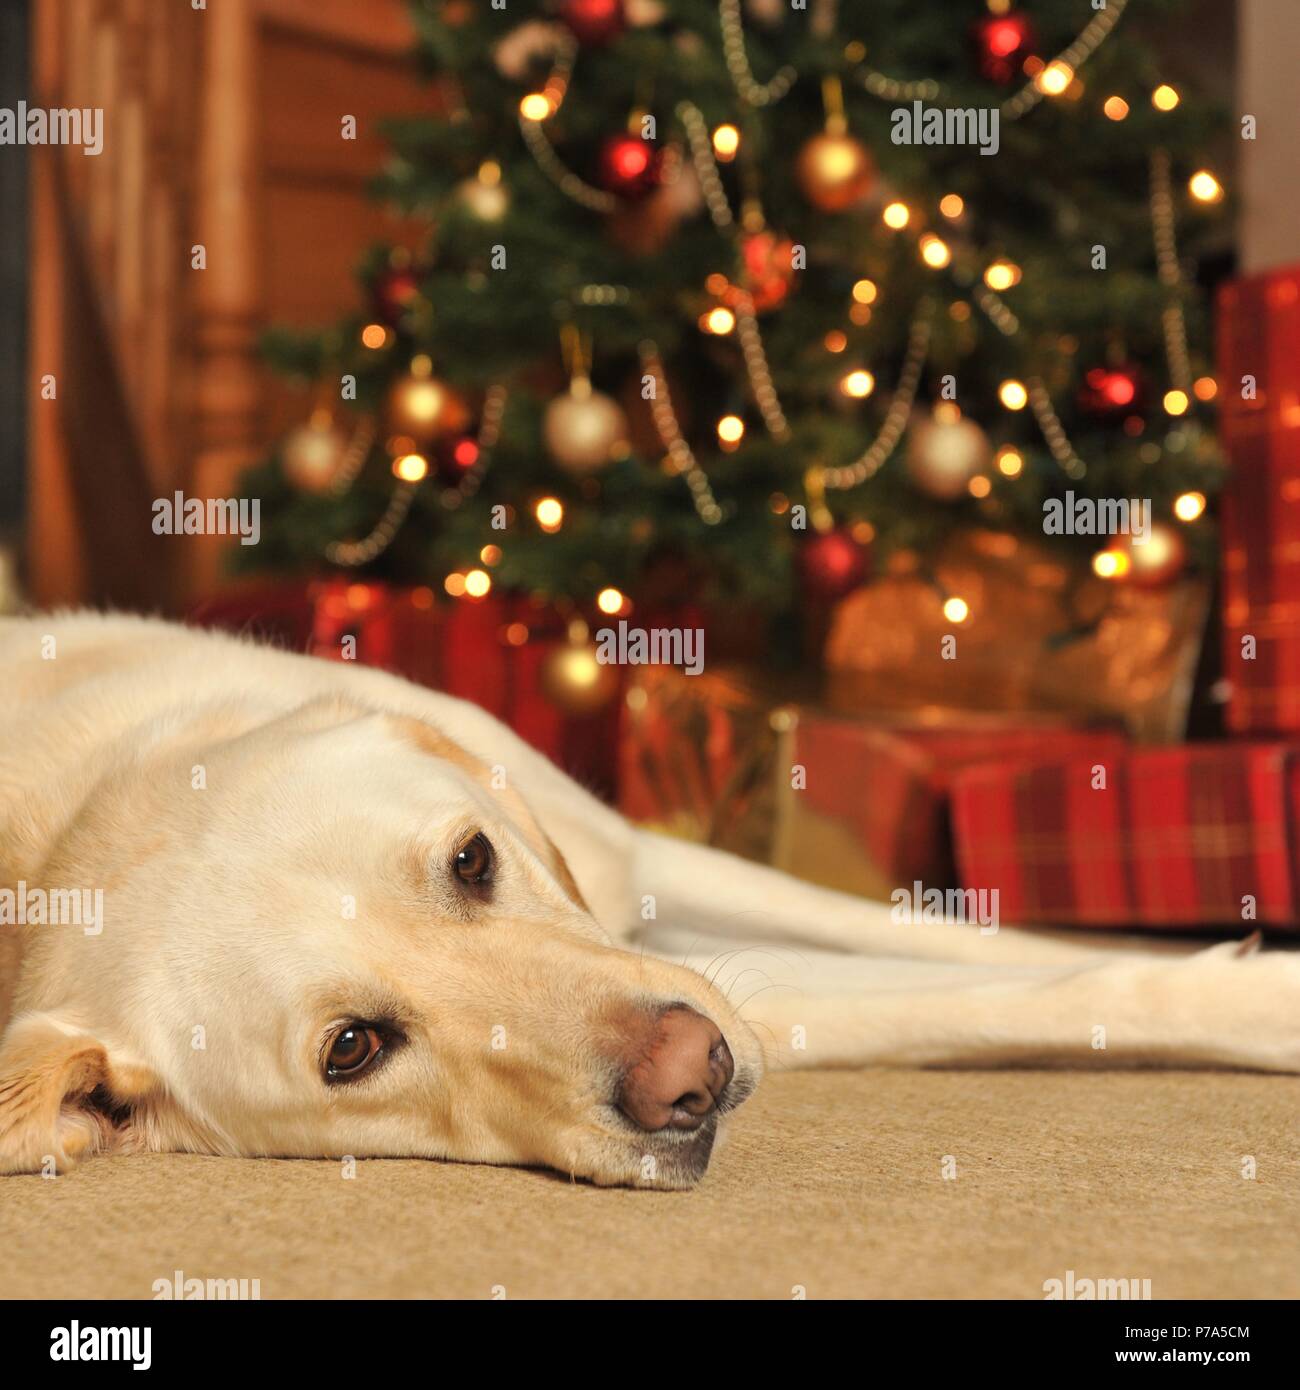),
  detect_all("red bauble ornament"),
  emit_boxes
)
[560,0,625,46]
[738,230,798,313]
[800,527,869,602]
[1079,364,1146,418]
[598,133,661,198]
[372,266,423,325]
[971,11,1037,84]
